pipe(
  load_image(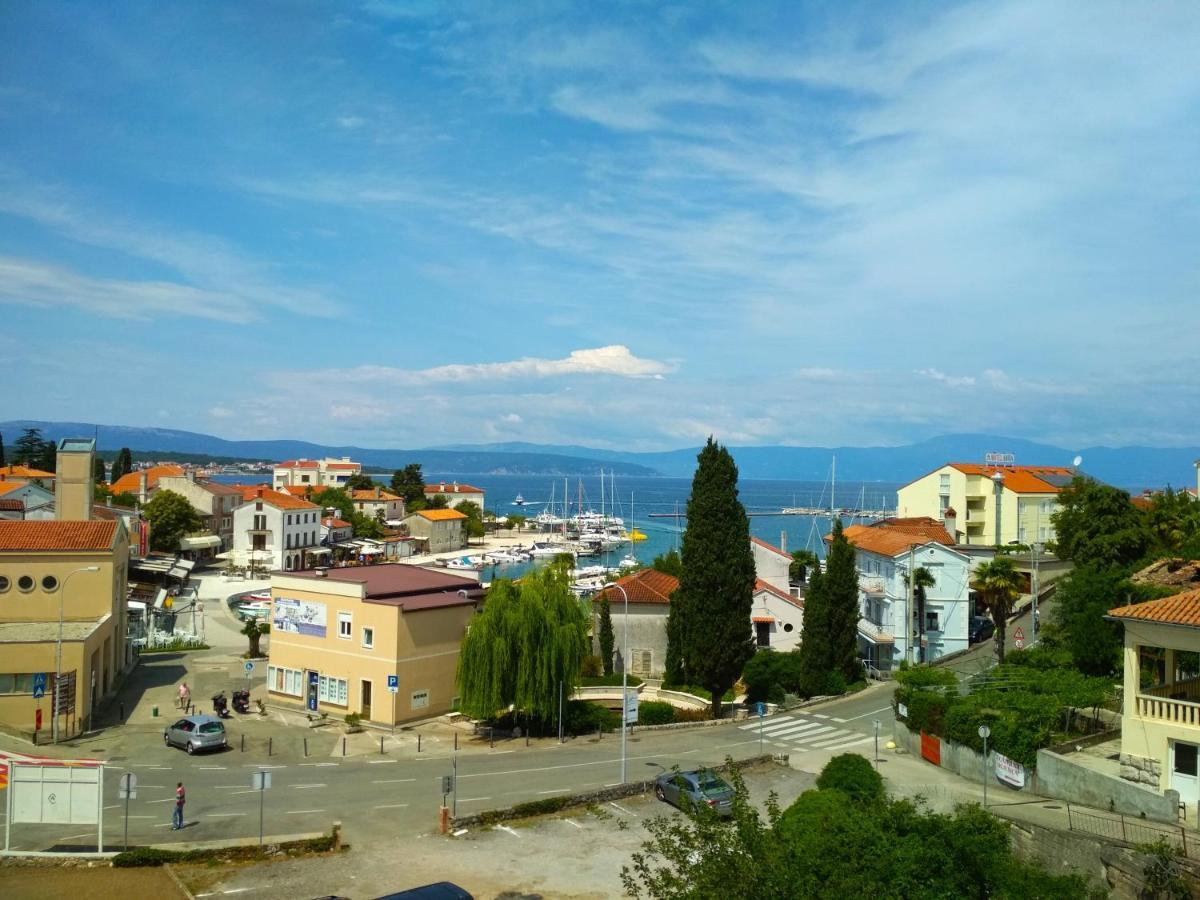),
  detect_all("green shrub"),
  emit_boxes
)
[816,753,885,805]
[822,671,847,696]
[564,700,620,734]
[113,847,180,867]
[741,650,802,703]
[670,706,711,723]
[512,796,572,817]
[581,654,603,677]
[903,690,950,736]
[637,700,675,726]
[943,691,1061,767]
[767,683,786,705]
[141,639,209,654]
[662,683,735,702]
